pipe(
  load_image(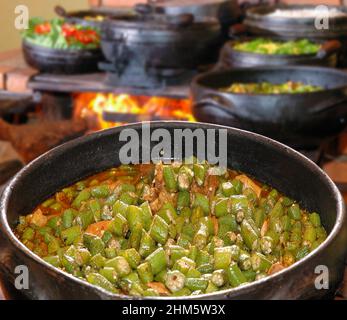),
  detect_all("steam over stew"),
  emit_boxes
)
[15,161,327,297]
